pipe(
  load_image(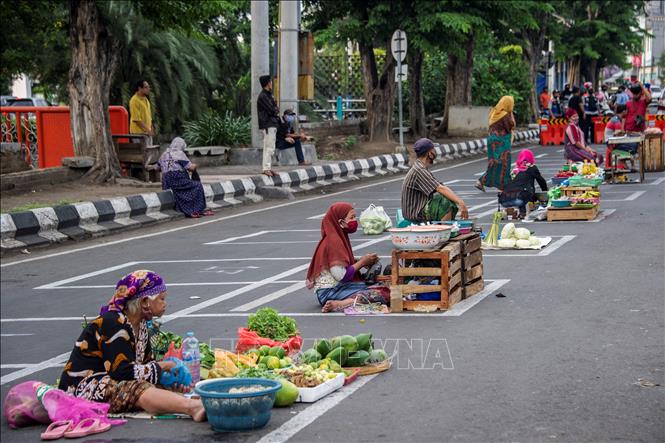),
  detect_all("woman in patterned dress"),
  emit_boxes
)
[58,270,206,421]
[157,137,213,218]
[476,96,516,192]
